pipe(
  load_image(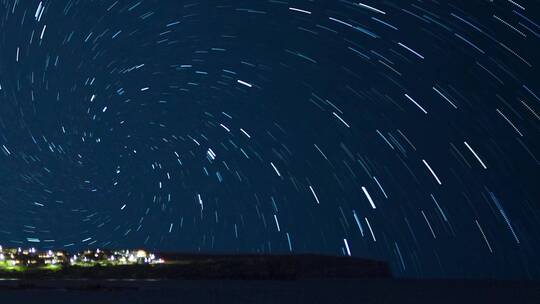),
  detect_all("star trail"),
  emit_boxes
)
[0,0,538,279]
